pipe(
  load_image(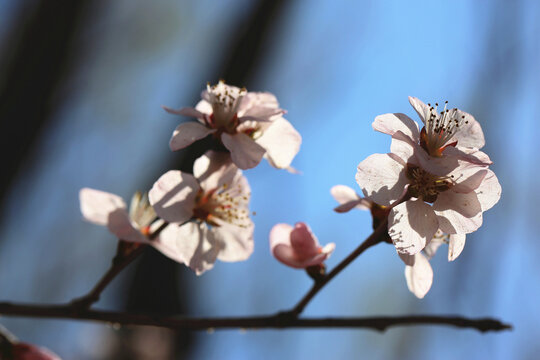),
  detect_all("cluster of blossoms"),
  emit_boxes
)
[80,81,301,274]
[79,85,500,299]
[349,97,501,297]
